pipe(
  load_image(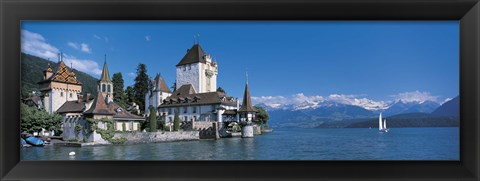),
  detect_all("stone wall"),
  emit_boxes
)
[176,63,200,91]
[112,131,199,144]
[193,121,213,130]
